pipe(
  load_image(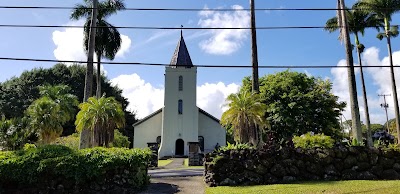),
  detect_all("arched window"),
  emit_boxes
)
[198,136,204,152]
[178,100,183,114]
[178,76,183,91]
